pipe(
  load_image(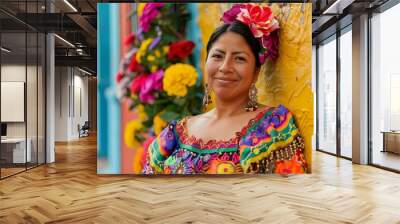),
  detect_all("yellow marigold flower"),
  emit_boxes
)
[136,38,153,63]
[153,115,167,135]
[124,120,143,148]
[163,63,198,97]
[147,55,155,62]
[155,50,161,57]
[151,65,158,73]
[137,3,146,17]
[135,105,147,122]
